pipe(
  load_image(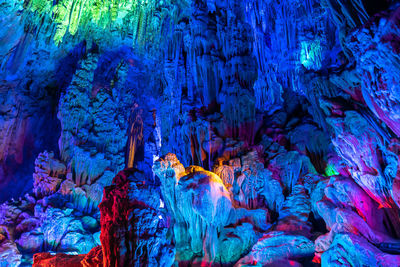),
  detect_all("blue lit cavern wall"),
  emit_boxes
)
[1,0,400,266]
